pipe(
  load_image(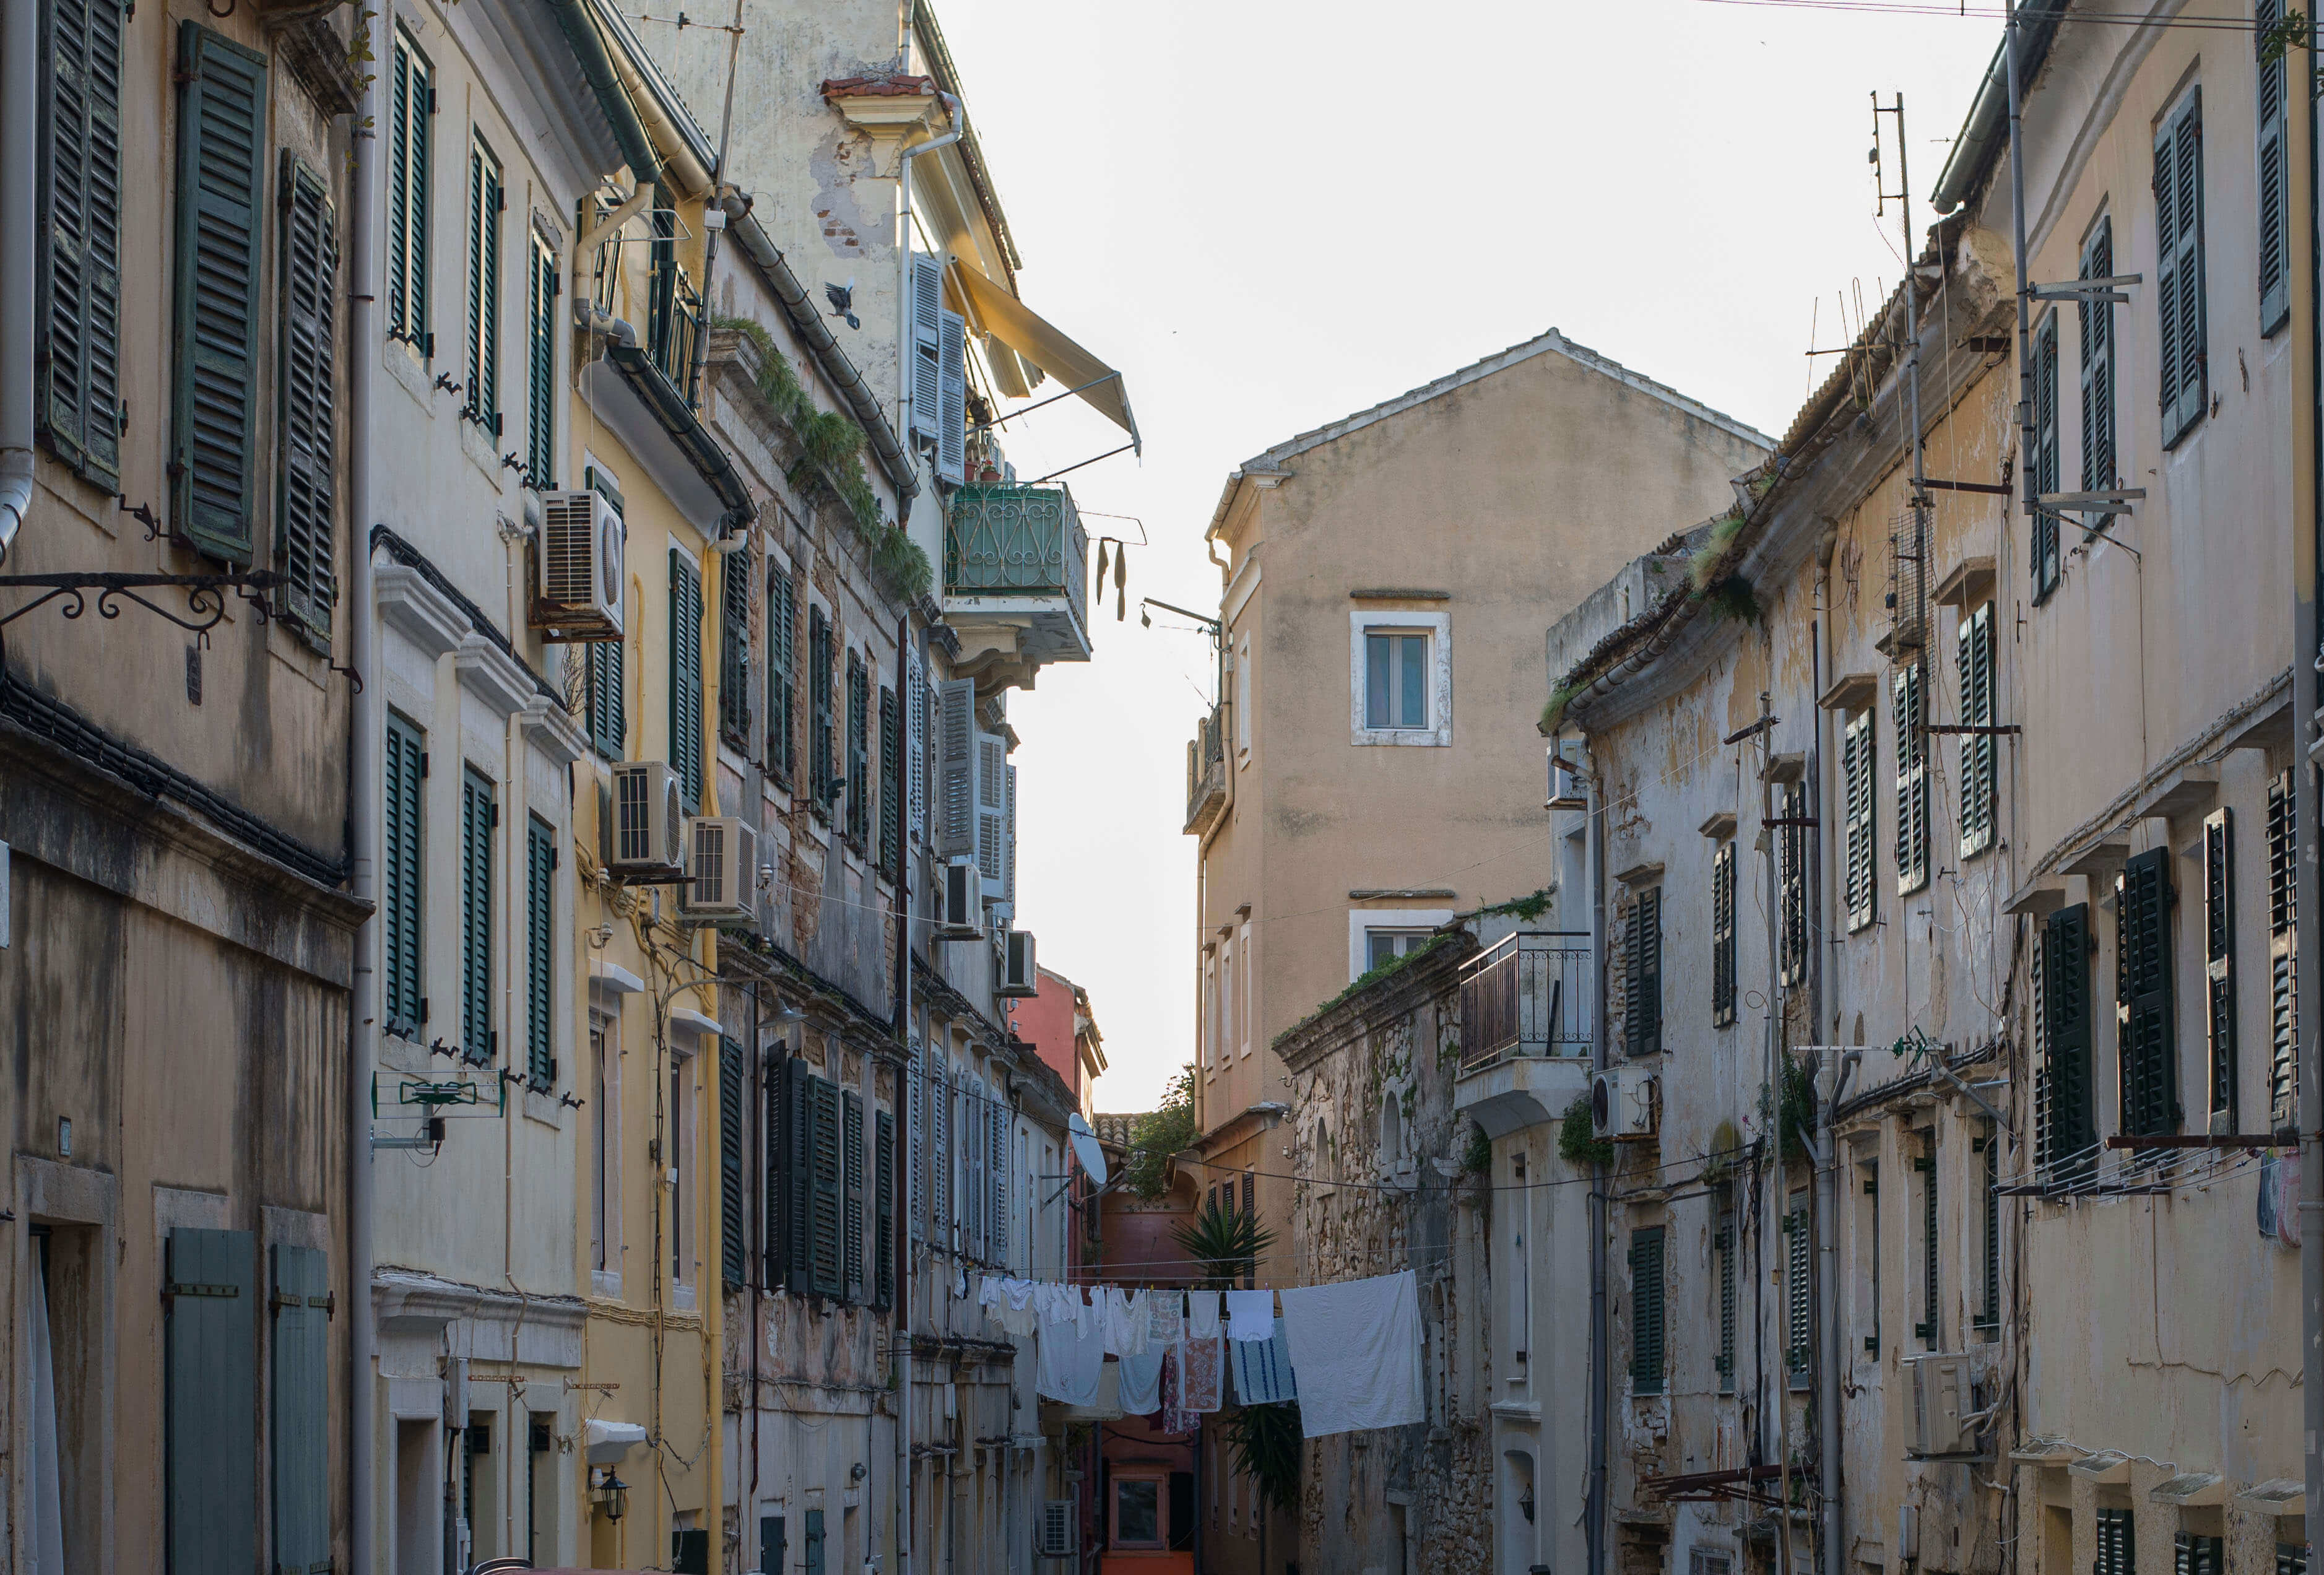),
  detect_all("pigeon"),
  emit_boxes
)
[825,279,860,331]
